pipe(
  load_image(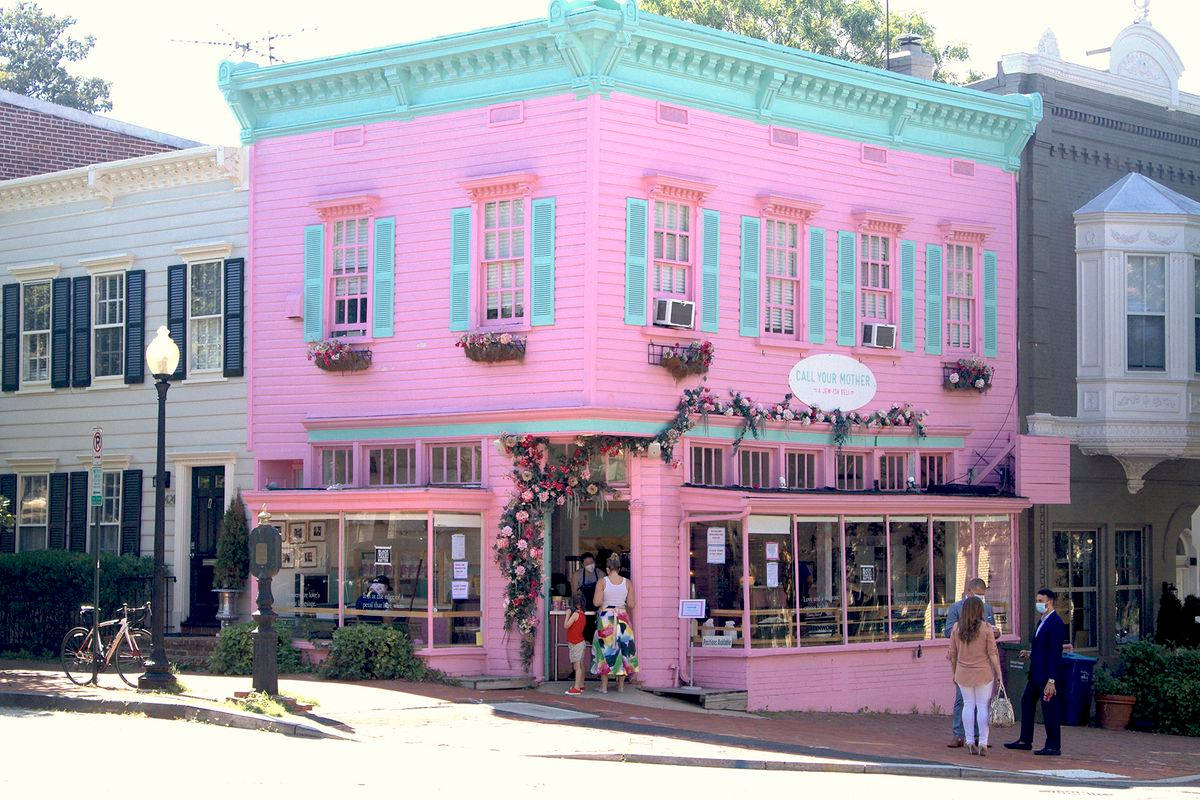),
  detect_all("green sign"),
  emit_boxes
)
[90,466,103,506]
